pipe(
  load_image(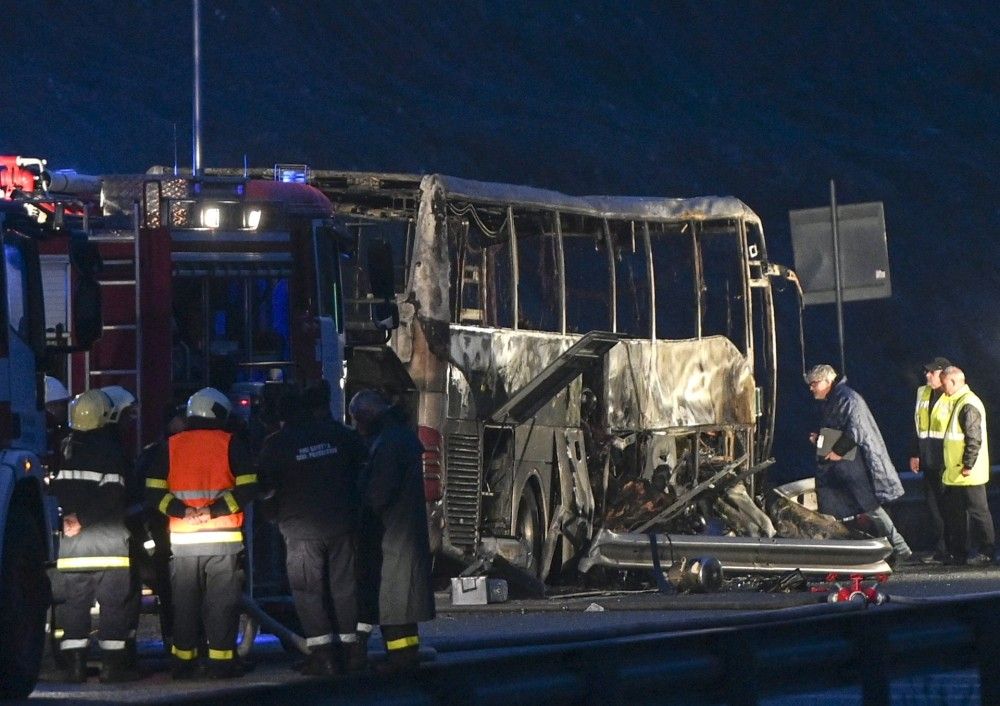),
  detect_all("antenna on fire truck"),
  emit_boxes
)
[192,0,203,176]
